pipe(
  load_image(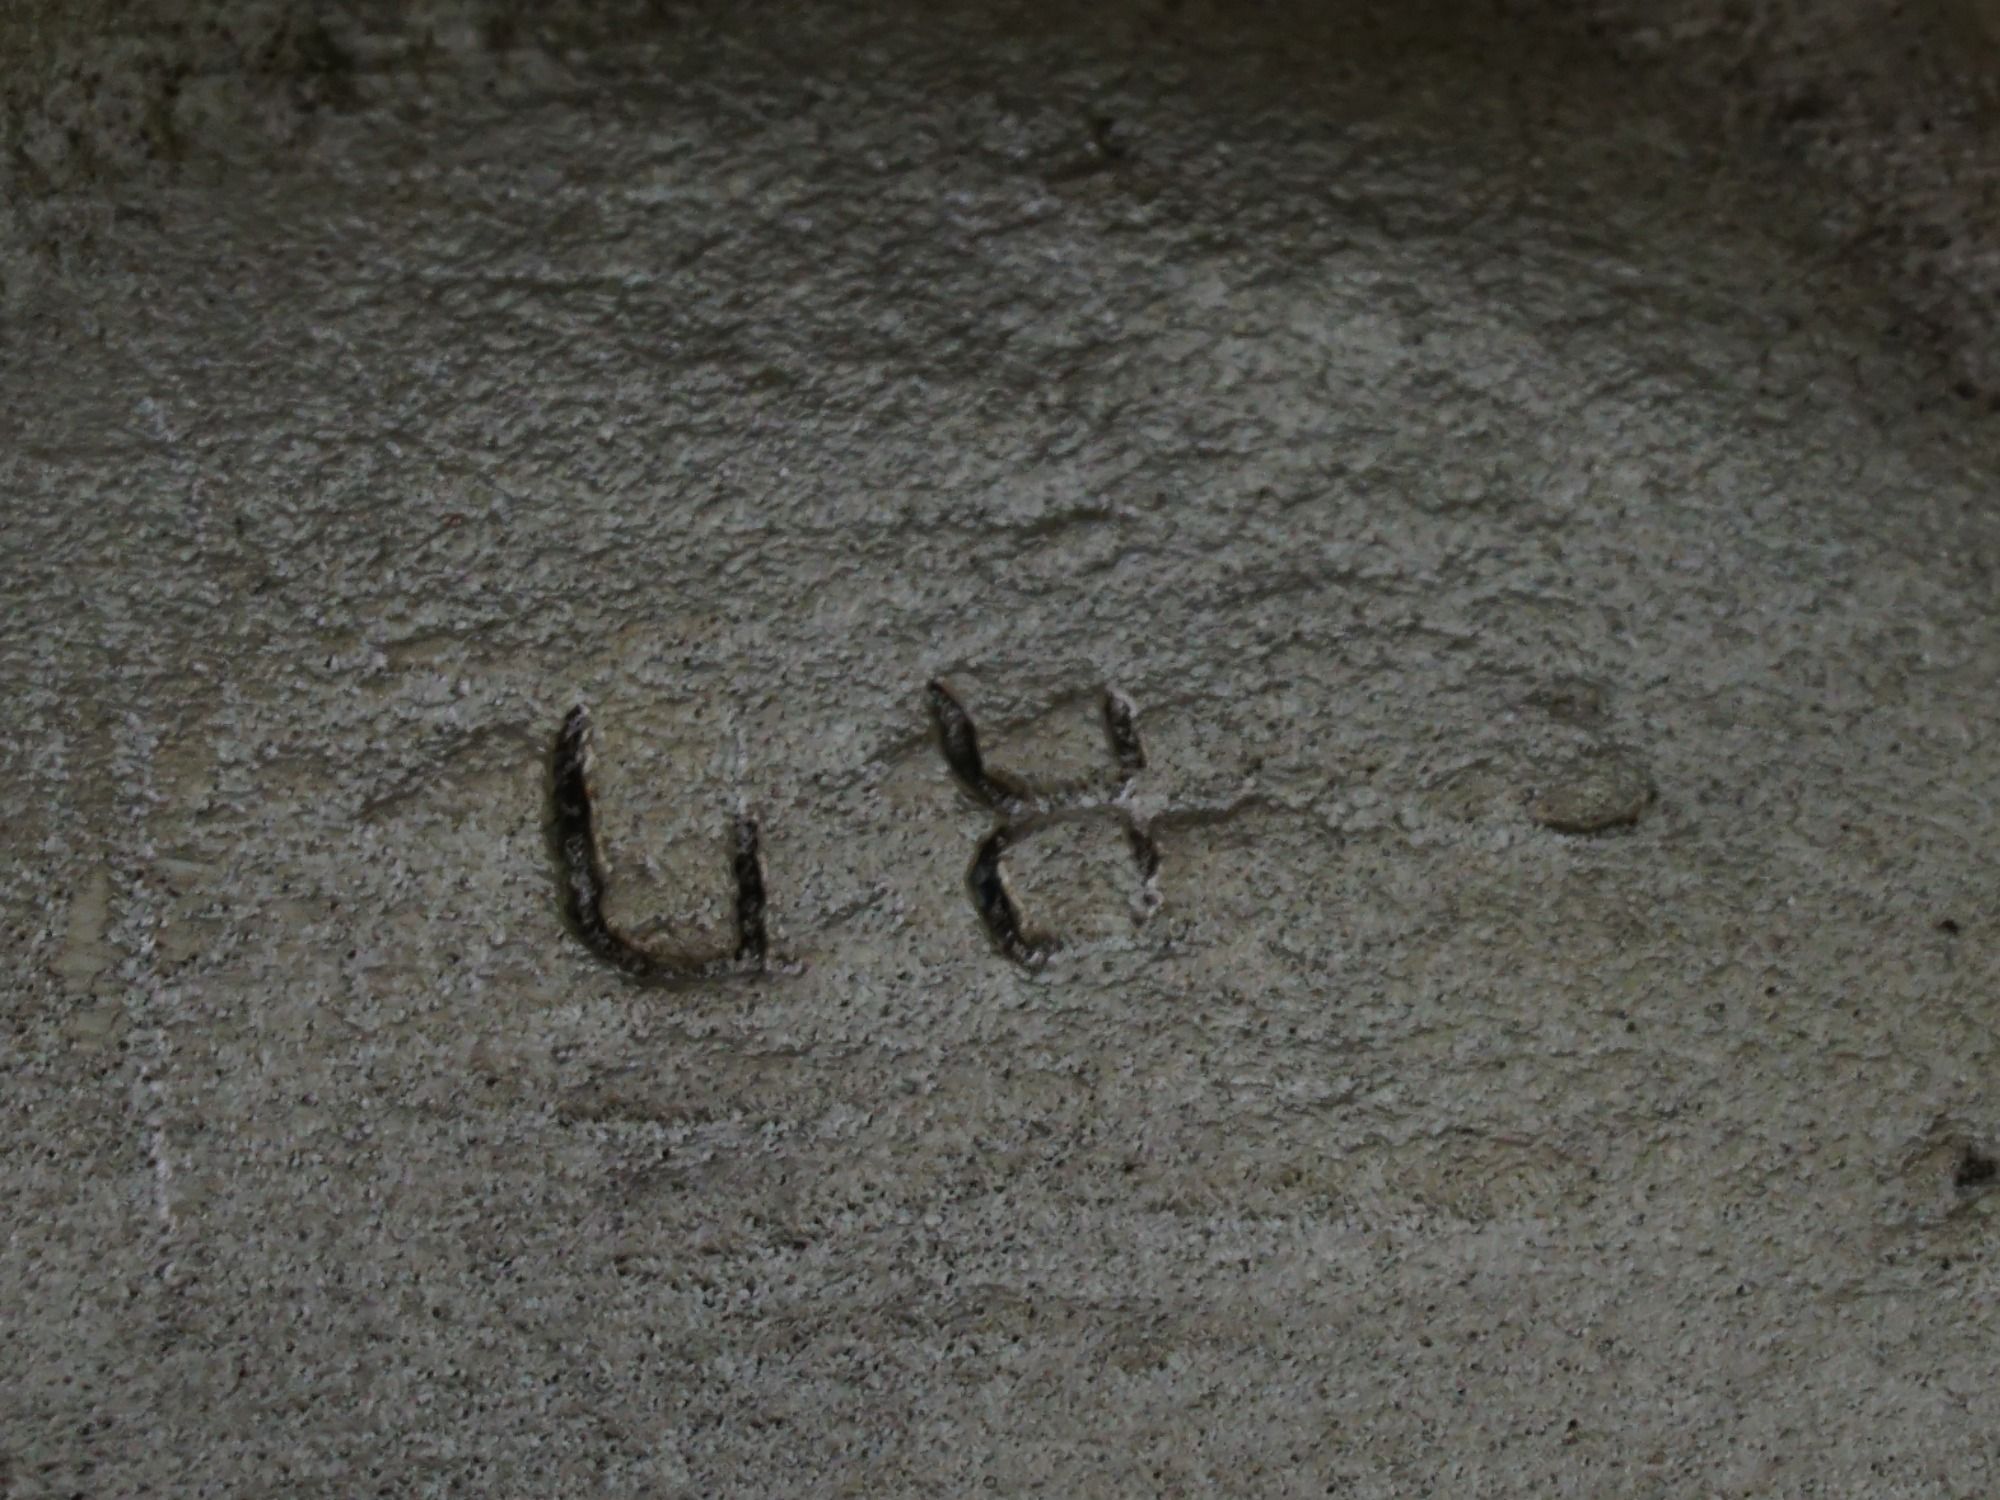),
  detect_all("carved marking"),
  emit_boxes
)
[928,678,1159,967]
[549,704,766,984]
